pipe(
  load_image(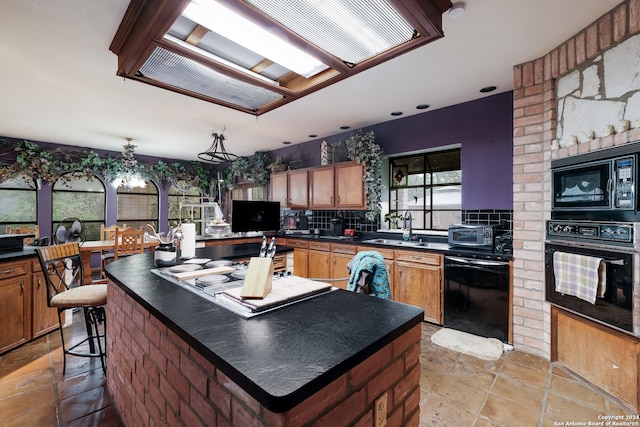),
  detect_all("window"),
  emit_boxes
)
[230,183,266,202]
[0,176,37,231]
[52,174,105,240]
[388,148,461,231]
[168,183,202,233]
[117,181,159,230]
